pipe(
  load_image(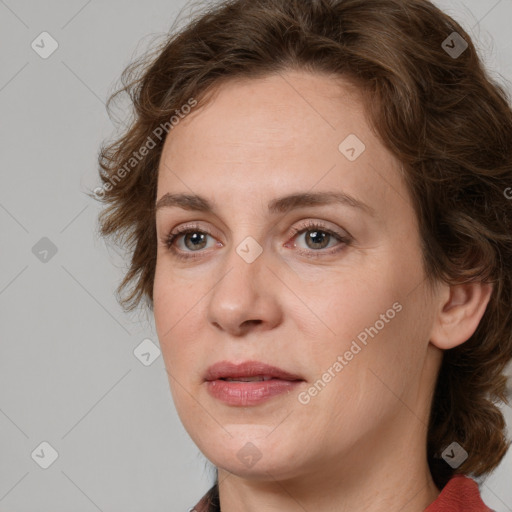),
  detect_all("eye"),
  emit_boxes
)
[161,220,352,261]
[286,220,352,259]
[162,223,216,260]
